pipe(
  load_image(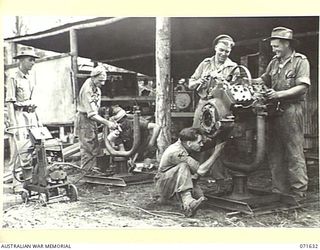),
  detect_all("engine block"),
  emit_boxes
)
[199,65,268,137]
